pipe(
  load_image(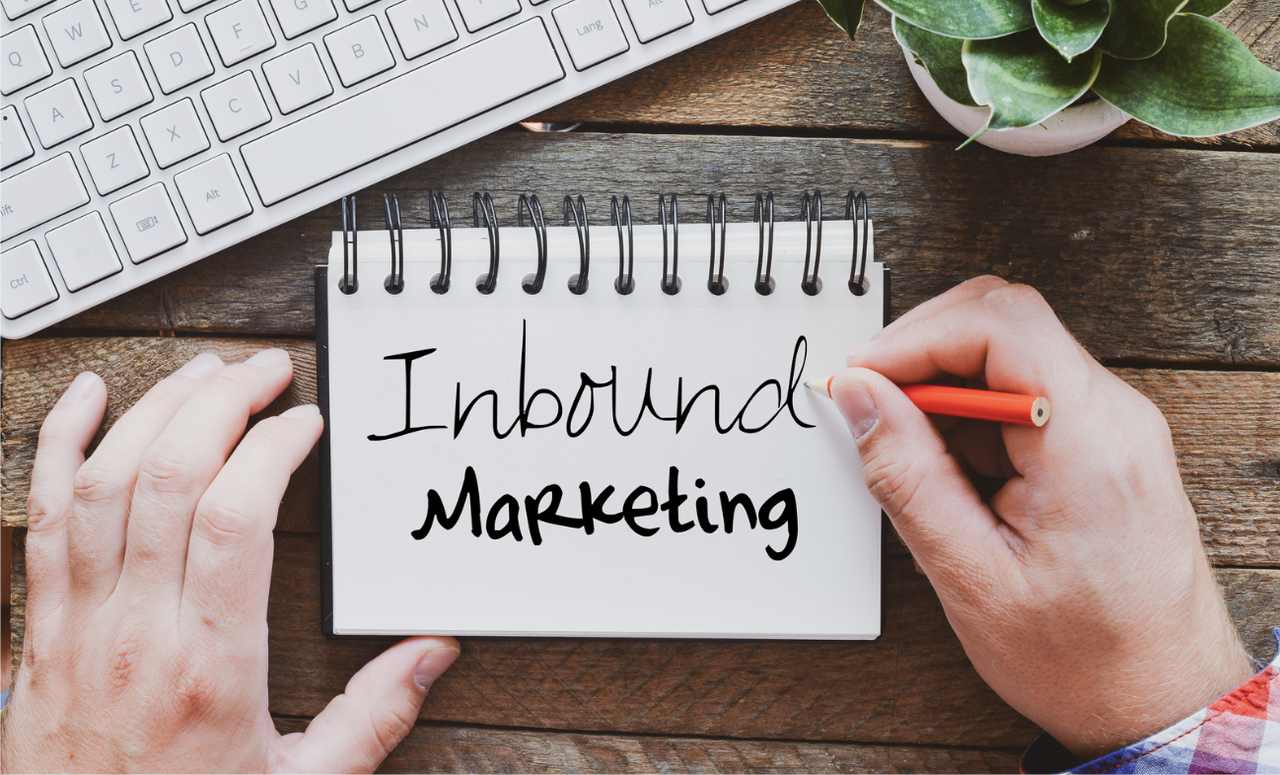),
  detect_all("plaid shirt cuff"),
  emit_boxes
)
[1023,627,1280,774]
